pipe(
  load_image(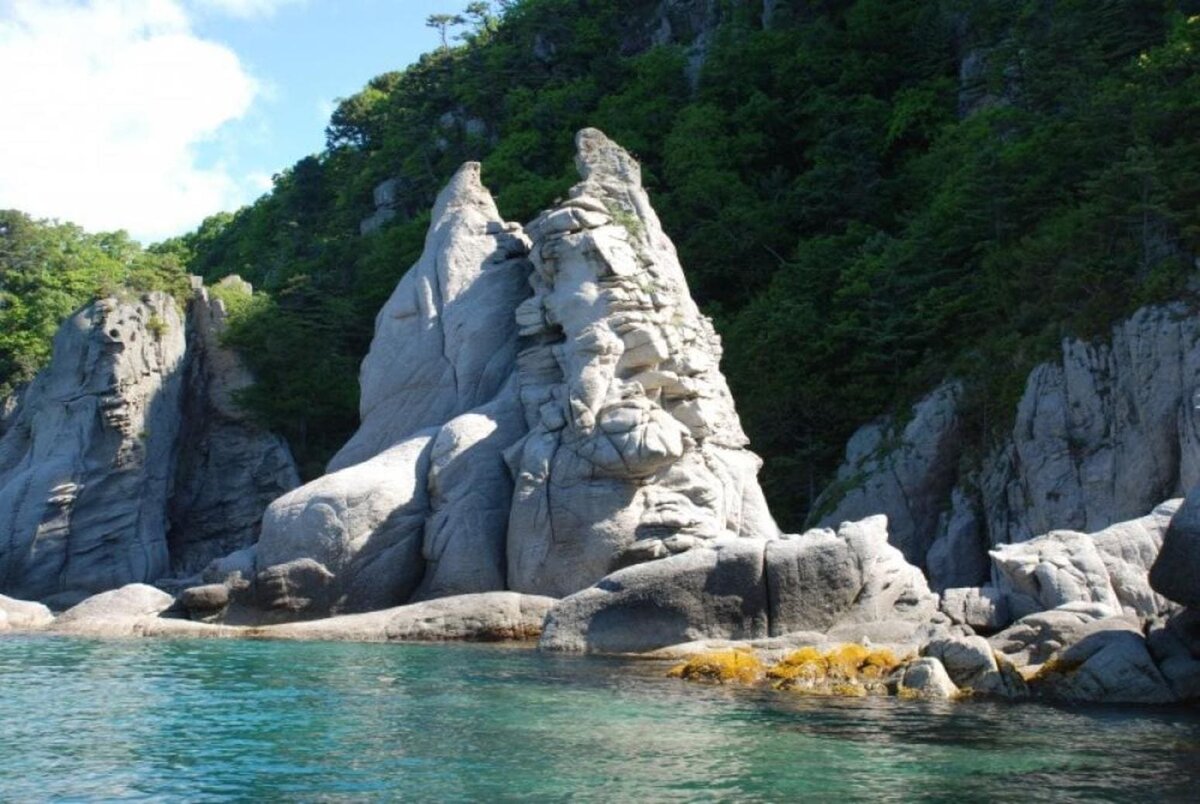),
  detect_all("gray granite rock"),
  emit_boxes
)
[0,294,187,604]
[1151,488,1200,609]
[940,586,1010,632]
[766,516,939,637]
[539,538,769,654]
[988,603,1128,667]
[898,657,960,699]
[816,383,963,568]
[50,584,178,636]
[922,635,1026,698]
[506,129,777,598]
[1032,628,1176,704]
